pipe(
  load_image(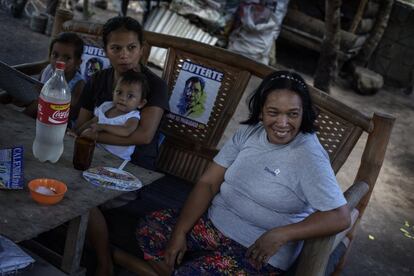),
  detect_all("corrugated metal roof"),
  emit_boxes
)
[144,7,218,68]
